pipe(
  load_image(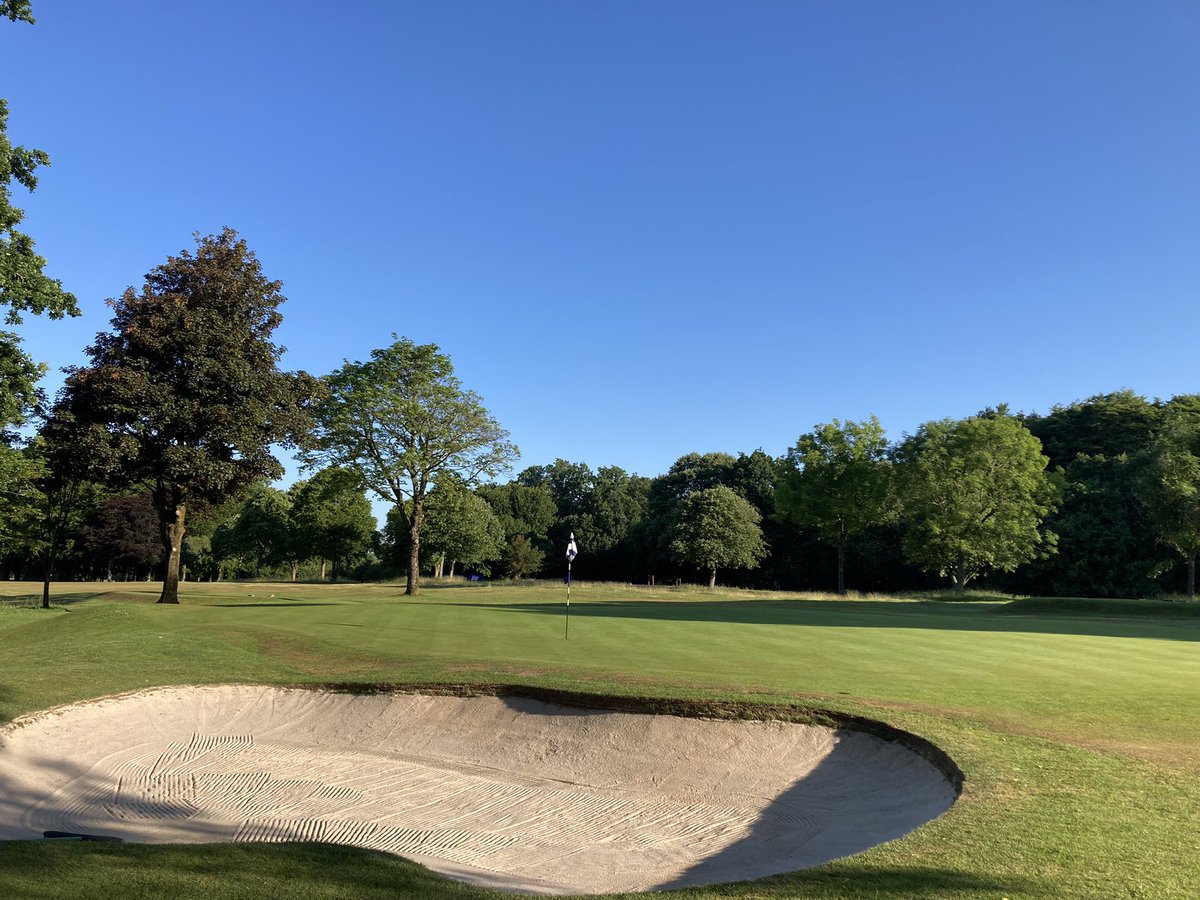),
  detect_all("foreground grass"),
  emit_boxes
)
[1,580,1198,898]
